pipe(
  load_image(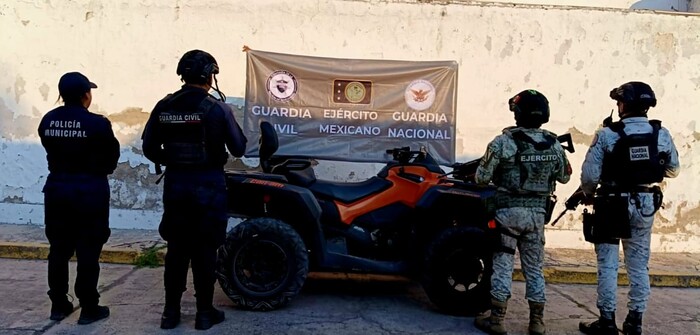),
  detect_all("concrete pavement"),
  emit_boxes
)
[1,223,698,288]
[0,258,699,335]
